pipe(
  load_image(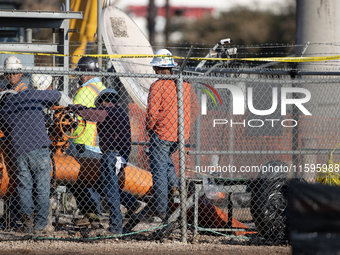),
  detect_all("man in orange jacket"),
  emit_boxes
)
[146,49,199,220]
